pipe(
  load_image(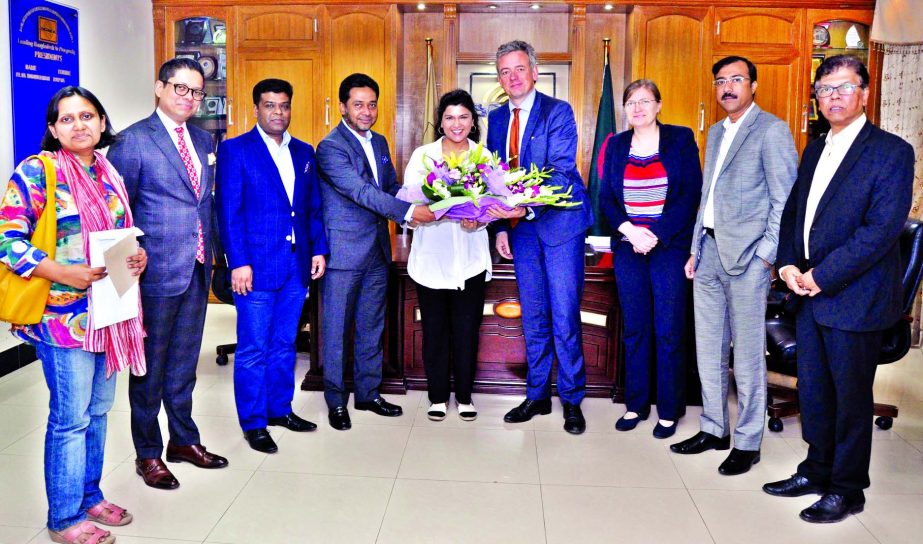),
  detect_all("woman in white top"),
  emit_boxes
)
[403,90,492,421]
